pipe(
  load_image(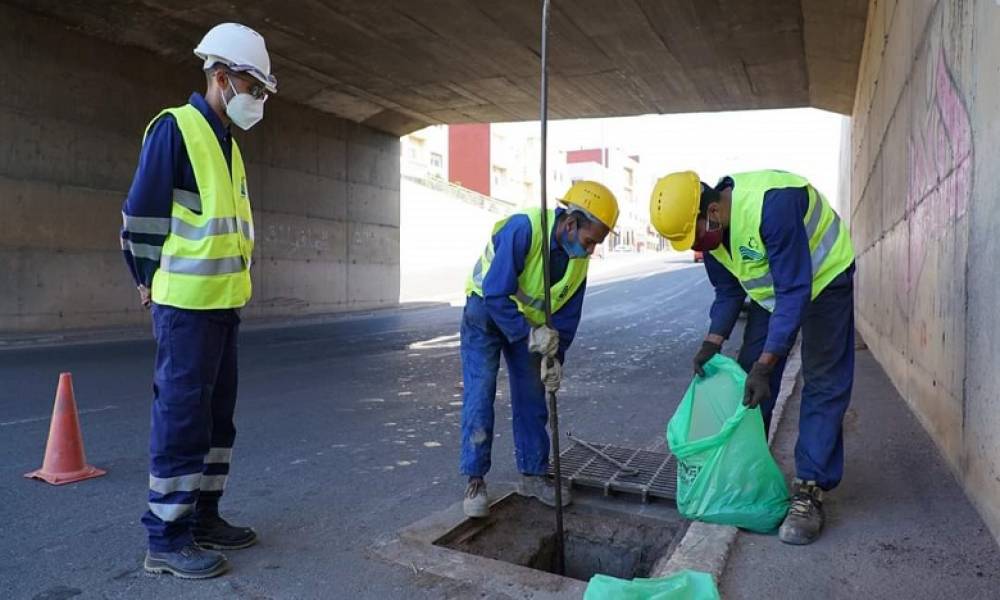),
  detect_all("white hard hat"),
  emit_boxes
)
[195,23,277,93]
